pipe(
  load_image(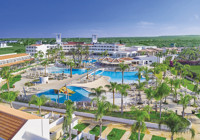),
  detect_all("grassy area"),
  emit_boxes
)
[107,128,126,140]
[196,114,200,119]
[89,125,107,136]
[73,123,90,132]
[151,135,166,140]
[190,65,200,74]
[0,44,25,55]
[129,132,145,140]
[182,79,195,91]
[1,75,22,90]
[75,109,190,126]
